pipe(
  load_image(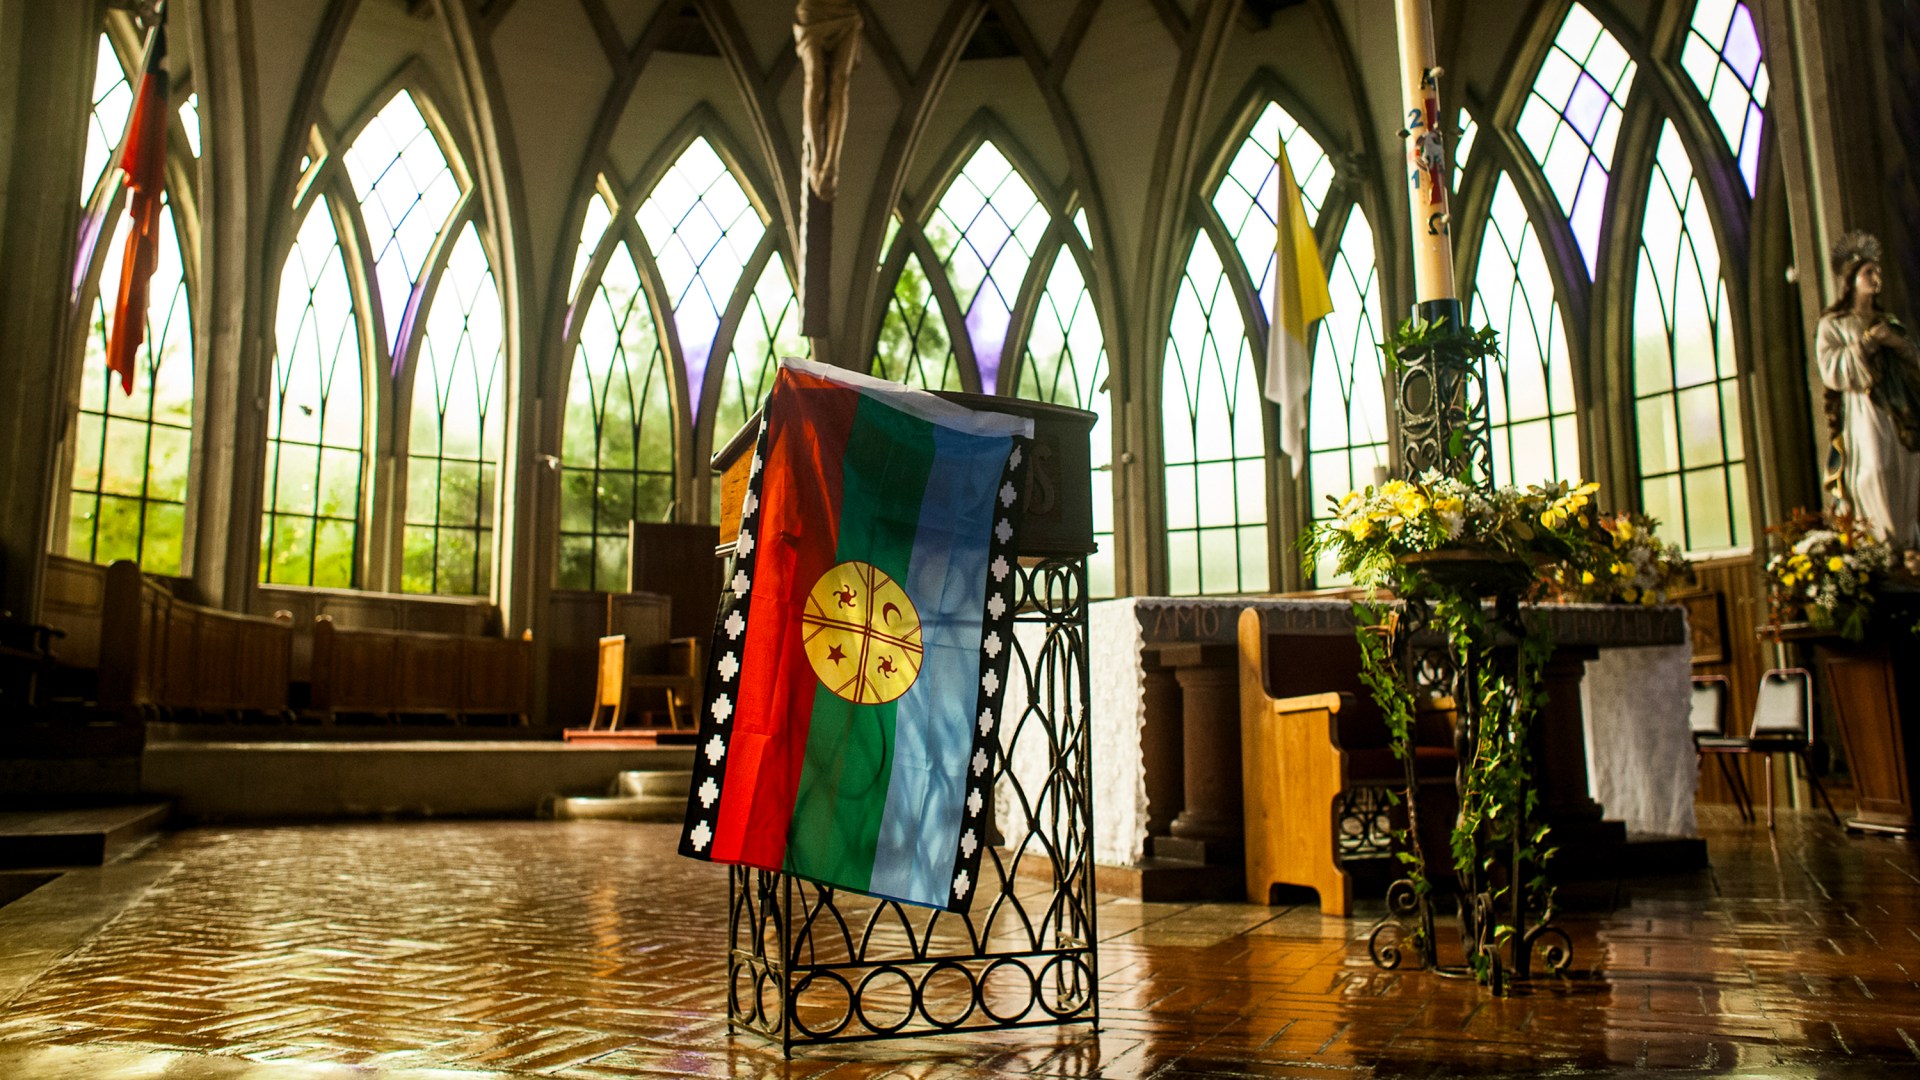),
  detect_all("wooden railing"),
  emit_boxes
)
[97,561,294,721]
